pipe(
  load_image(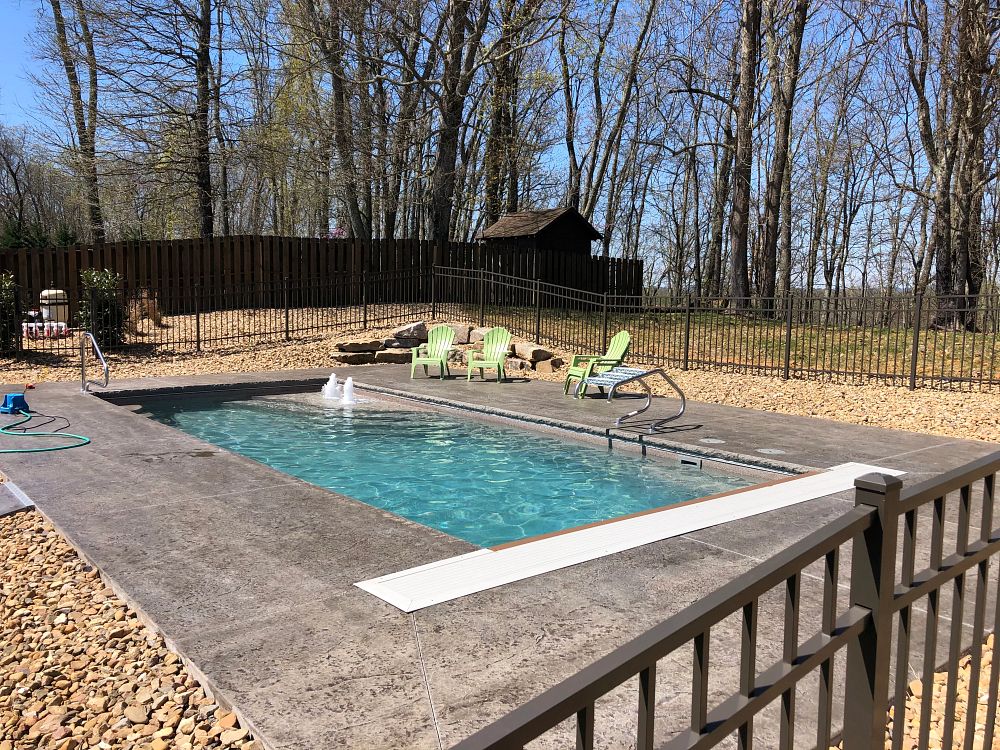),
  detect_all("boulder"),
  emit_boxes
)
[382,337,421,349]
[374,350,412,364]
[333,352,376,365]
[507,358,533,371]
[513,342,553,362]
[534,357,564,374]
[336,340,383,353]
[469,327,492,343]
[391,321,428,341]
[443,323,473,344]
